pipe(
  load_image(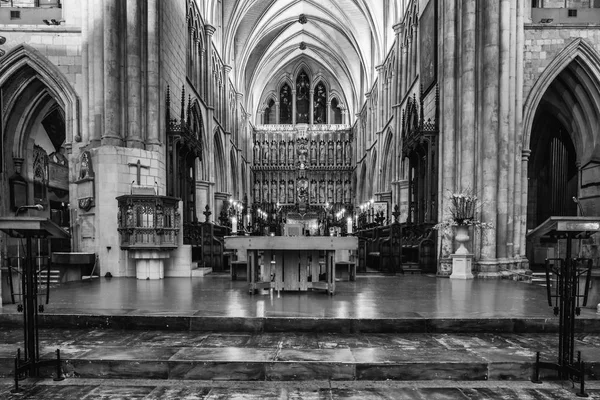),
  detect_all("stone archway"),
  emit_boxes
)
[524,39,600,265]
